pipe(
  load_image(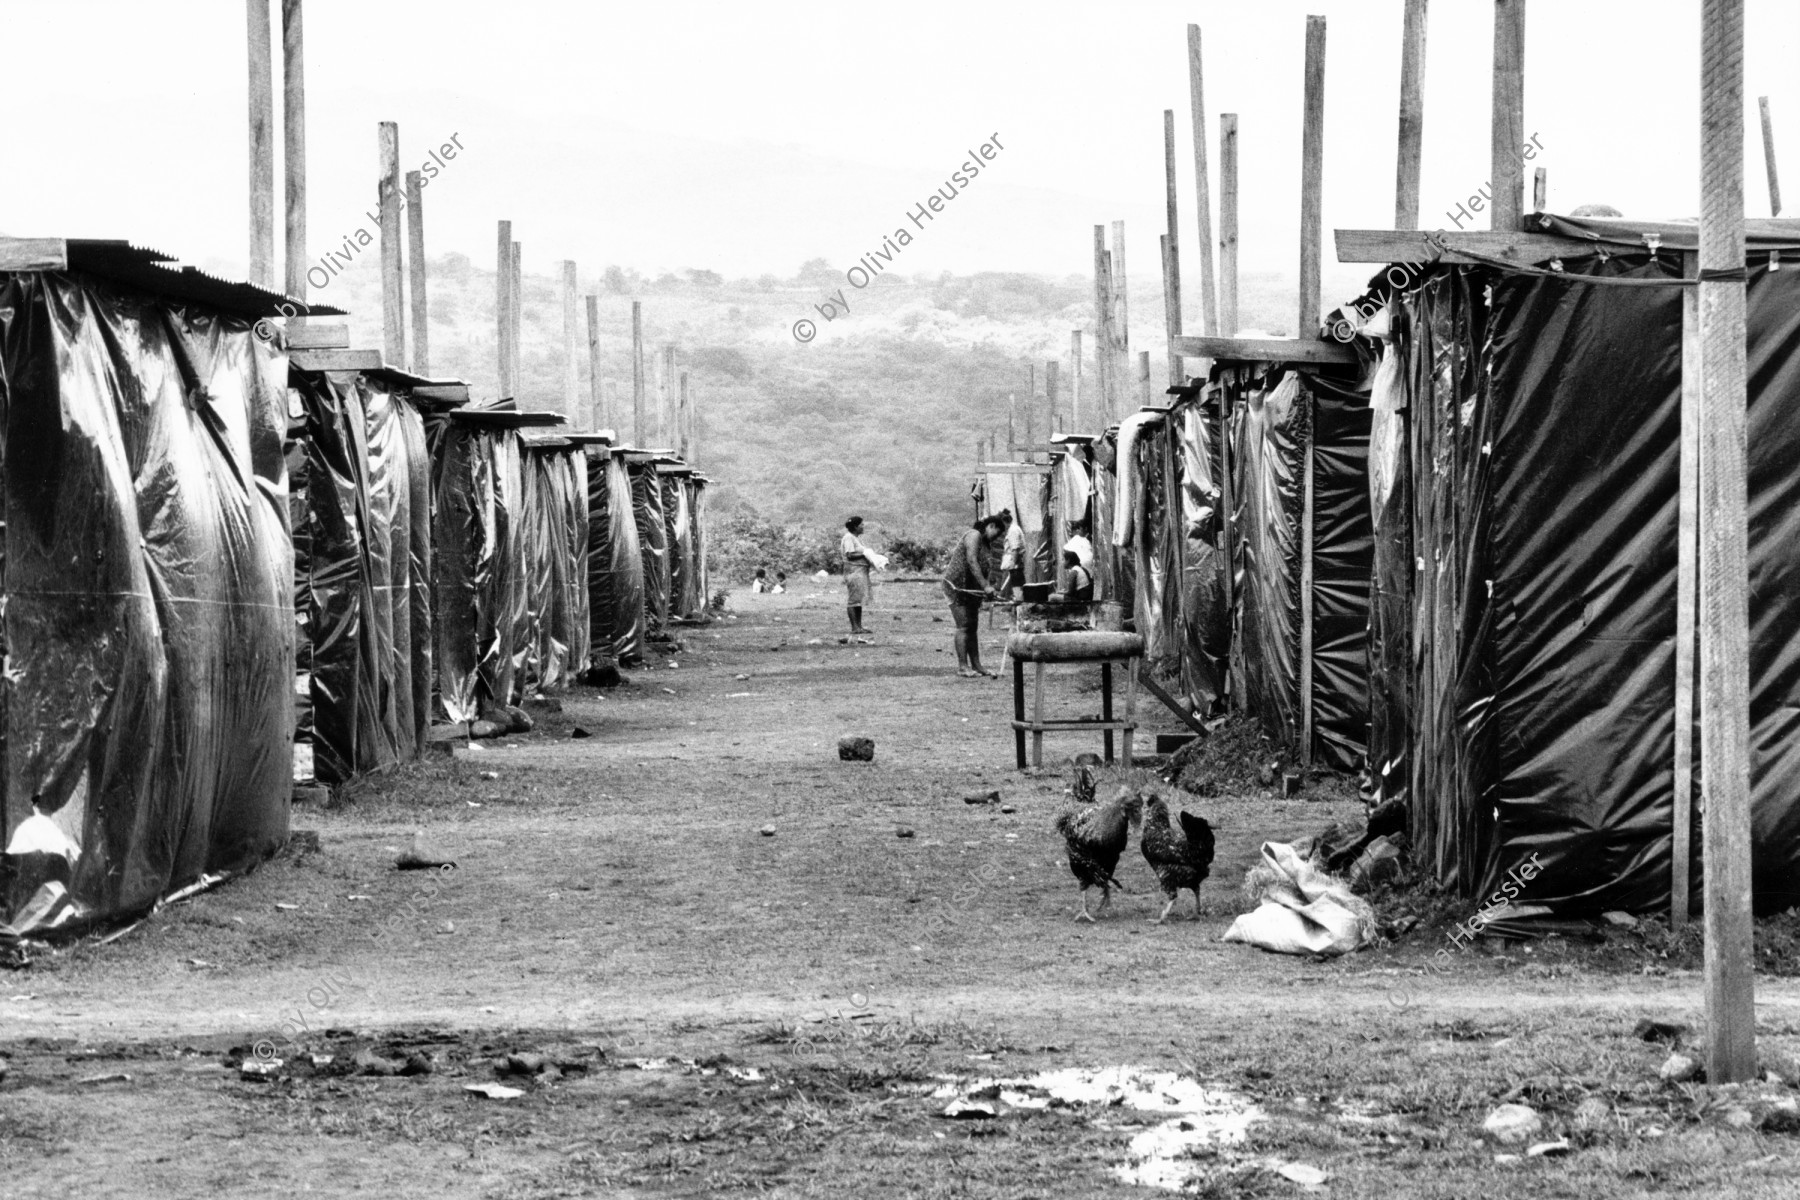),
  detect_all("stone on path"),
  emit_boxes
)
[838,737,875,761]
